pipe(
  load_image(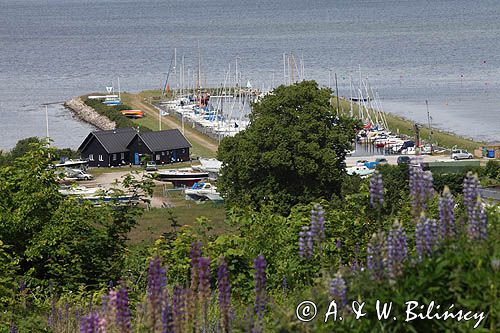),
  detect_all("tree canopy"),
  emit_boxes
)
[217,80,360,214]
